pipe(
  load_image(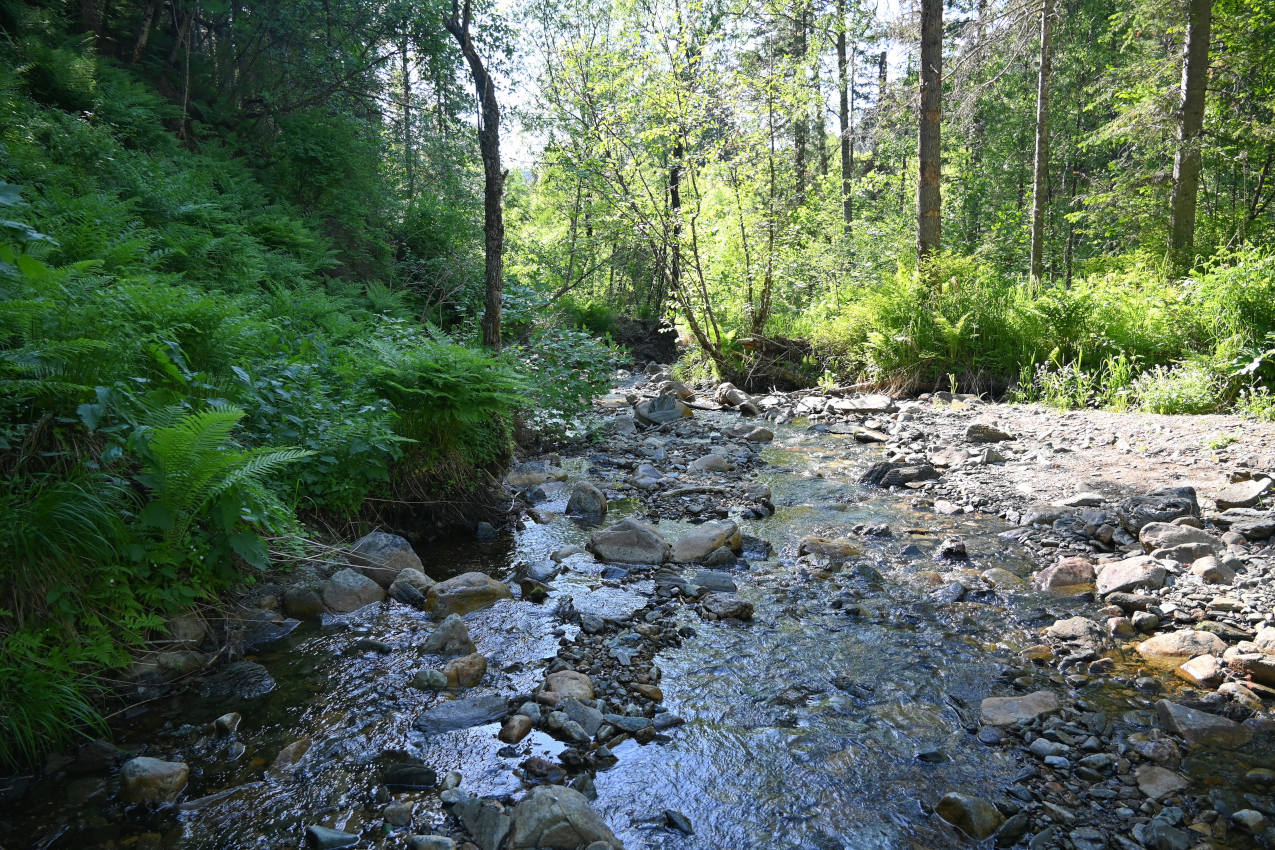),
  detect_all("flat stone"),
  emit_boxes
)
[700,592,754,621]
[1096,556,1167,596]
[1137,630,1227,668]
[980,691,1060,726]
[1033,557,1096,592]
[1136,764,1188,799]
[692,570,737,593]
[634,394,692,426]
[119,757,188,804]
[797,537,863,559]
[199,660,276,700]
[305,826,360,849]
[414,694,508,735]
[1215,478,1272,510]
[1118,488,1199,533]
[500,714,533,744]
[1156,699,1253,748]
[1223,648,1275,686]
[444,653,487,689]
[426,572,512,617]
[671,521,741,563]
[1046,616,1106,646]
[543,670,595,700]
[860,461,940,487]
[1174,654,1222,688]
[588,518,670,564]
[1189,555,1234,585]
[383,762,438,790]
[689,453,730,473]
[965,423,1015,443]
[1139,522,1221,554]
